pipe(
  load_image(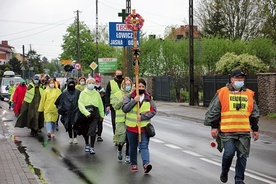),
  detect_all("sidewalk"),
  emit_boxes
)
[0,108,40,184]
[156,101,276,139]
